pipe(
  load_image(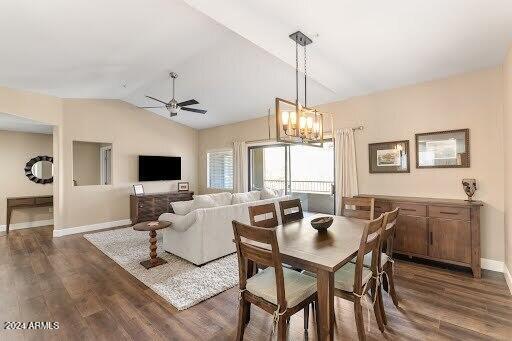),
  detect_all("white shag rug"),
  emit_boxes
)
[84,227,238,310]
